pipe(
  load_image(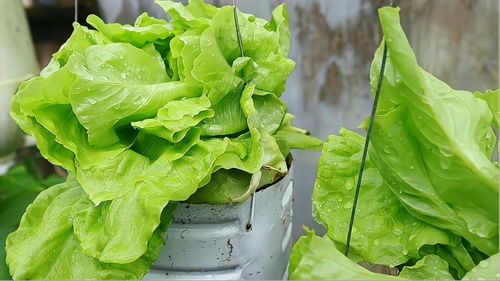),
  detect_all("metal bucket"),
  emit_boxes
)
[145,165,293,280]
